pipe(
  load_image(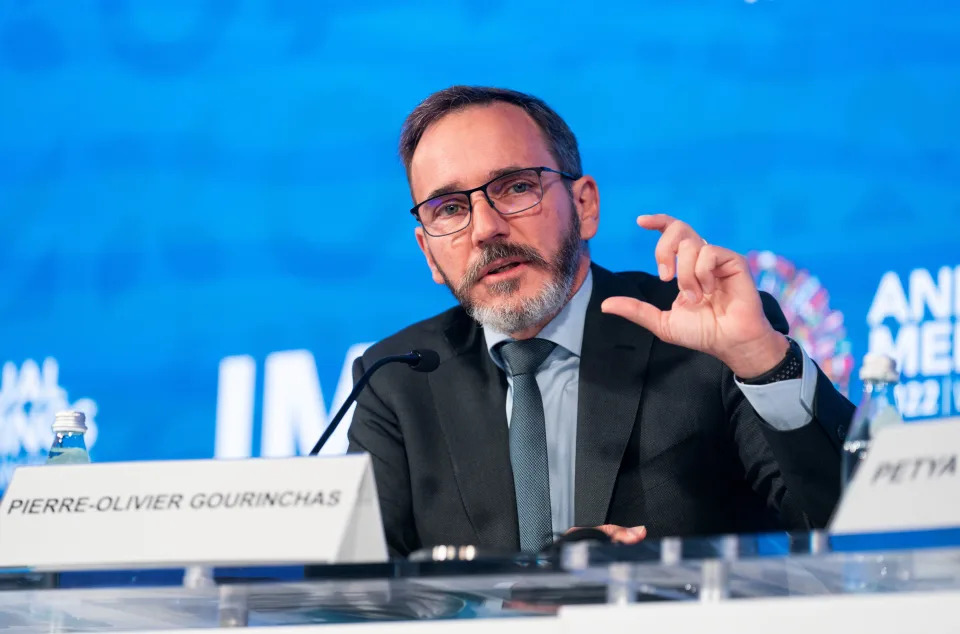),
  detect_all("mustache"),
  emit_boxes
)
[461,241,549,287]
